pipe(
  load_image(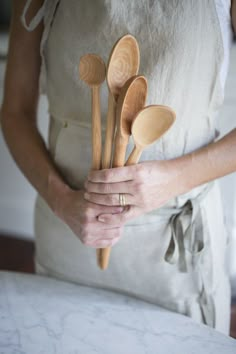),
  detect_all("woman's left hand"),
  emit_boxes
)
[84,160,184,227]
